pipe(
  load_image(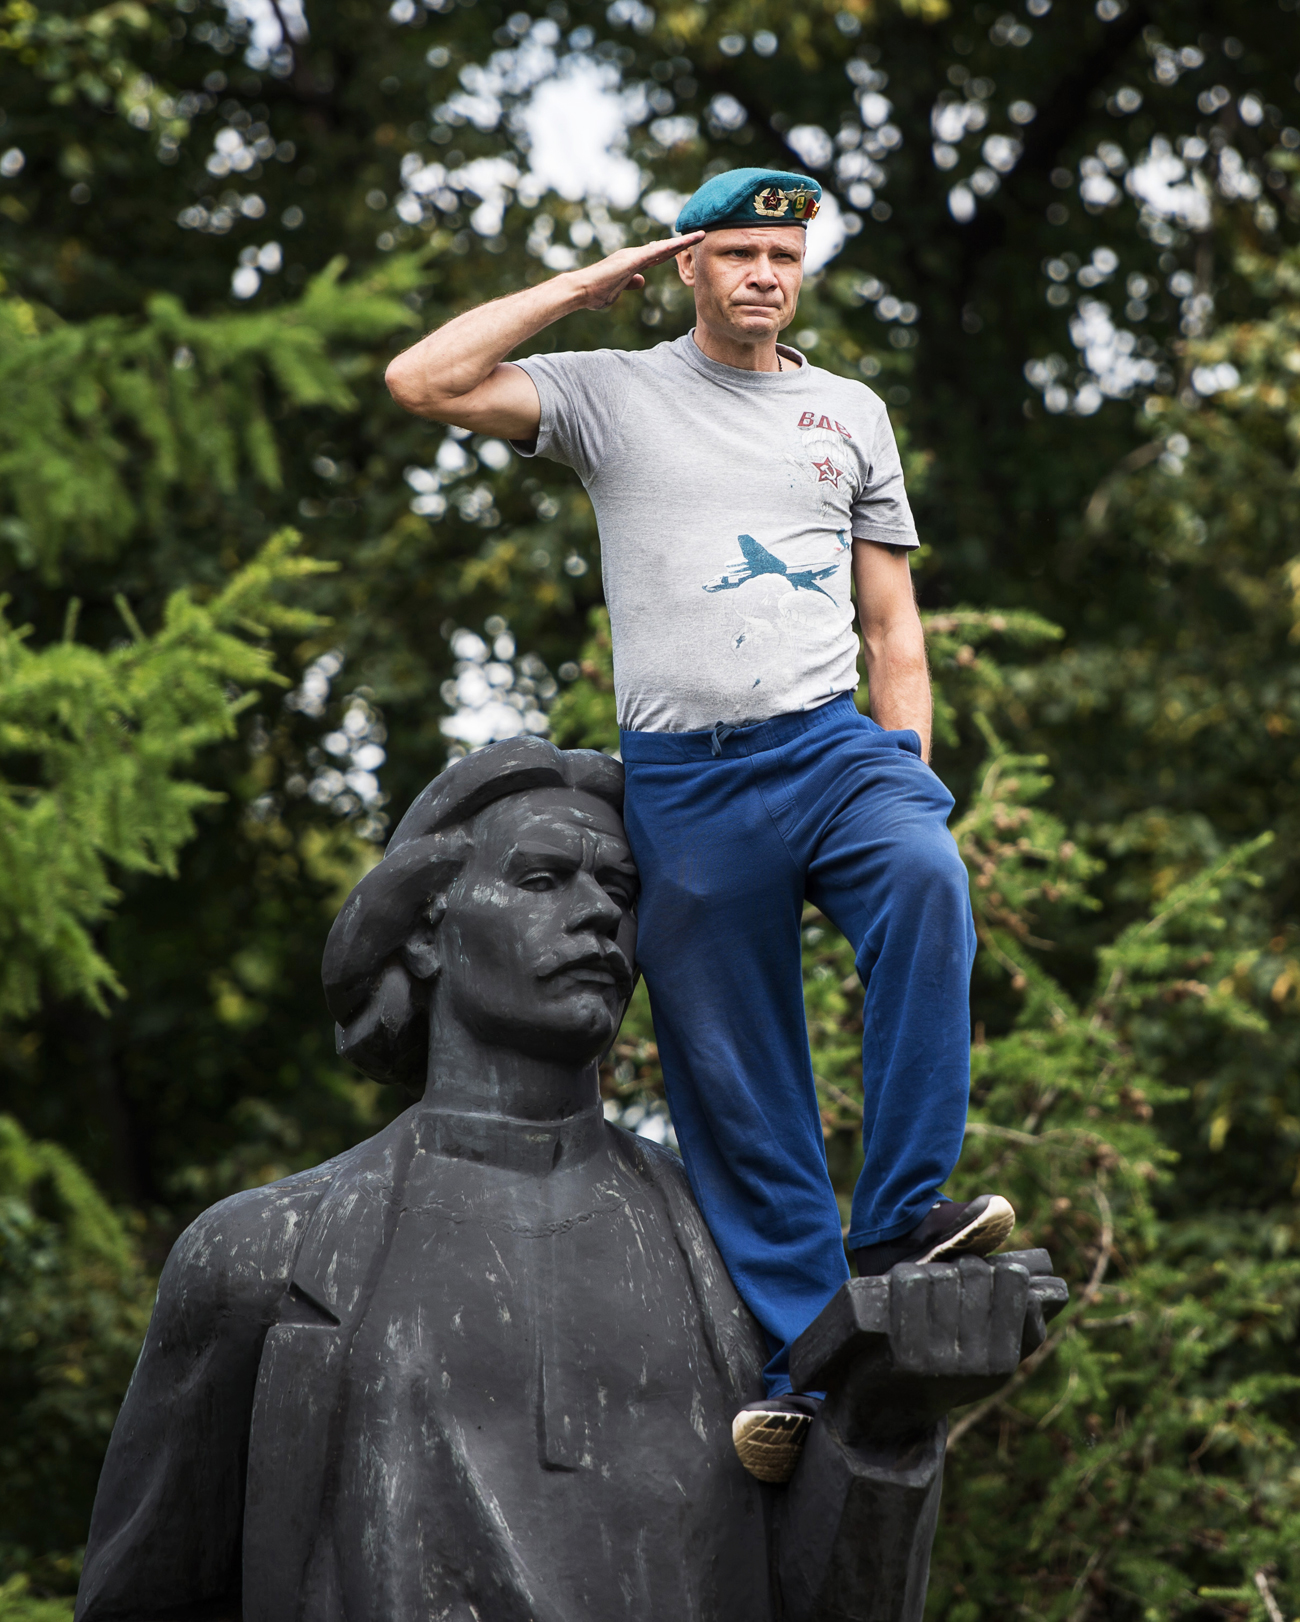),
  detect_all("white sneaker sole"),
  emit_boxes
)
[732,1408,814,1484]
[917,1195,1016,1264]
